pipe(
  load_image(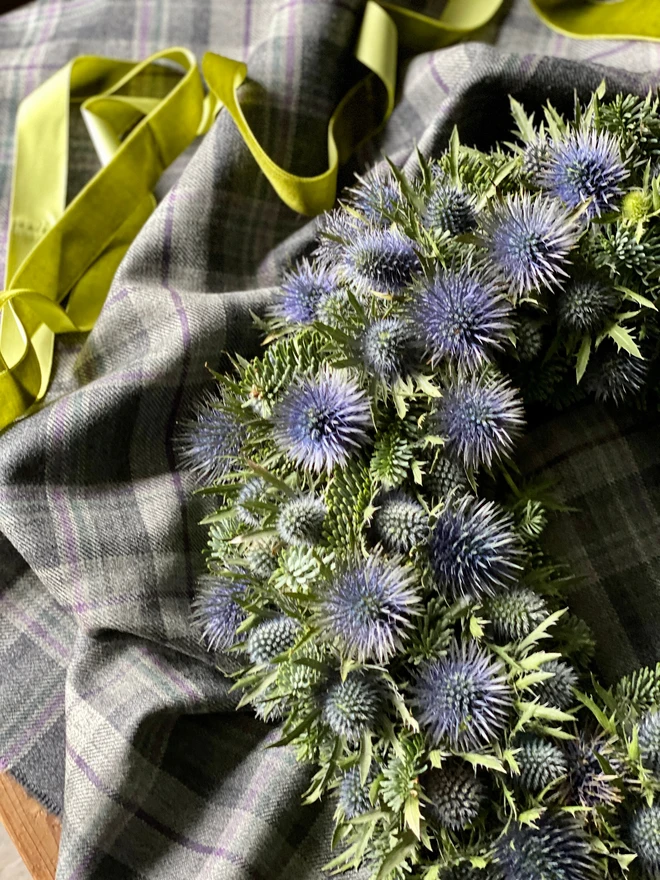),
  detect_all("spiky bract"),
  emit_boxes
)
[427,456,470,500]
[272,259,337,324]
[349,169,403,224]
[516,737,568,793]
[494,813,597,880]
[277,495,326,546]
[430,496,522,602]
[272,370,372,472]
[486,588,549,643]
[480,194,579,299]
[192,575,247,652]
[585,347,648,405]
[557,279,619,334]
[411,640,512,750]
[338,766,372,819]
[639,711,660,776]
[373,492,428,553]
[342,227,420,293]
[318,555,419,664]
[178,393,245,484]
[247,616,300,665]
[361,317,417,381]
[412,266,511,369]
[436,373,525,470]
[563,732,621,809]
[630,805,660,877]
[536,660,578,710]
[322,671,382,742]
[423,182,477,235]
[522,137,549,185]
[424,759,486,830]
